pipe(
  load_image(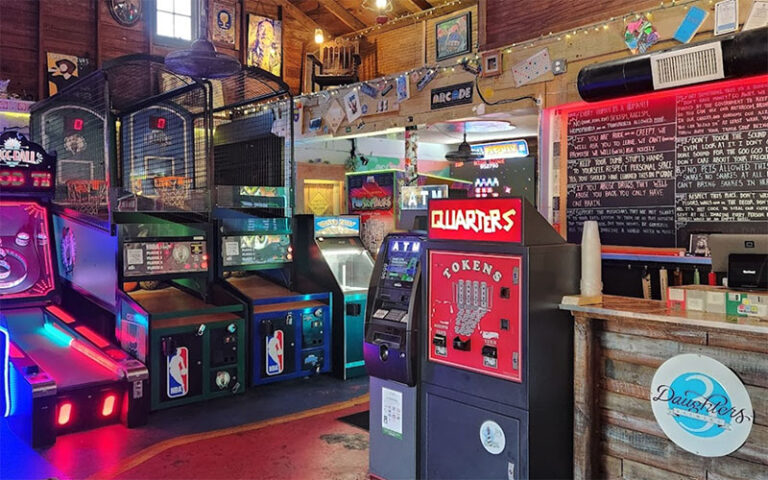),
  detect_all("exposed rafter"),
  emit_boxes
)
[400,0,433,12]
[274,0,323,33]
[317,0,367,31]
